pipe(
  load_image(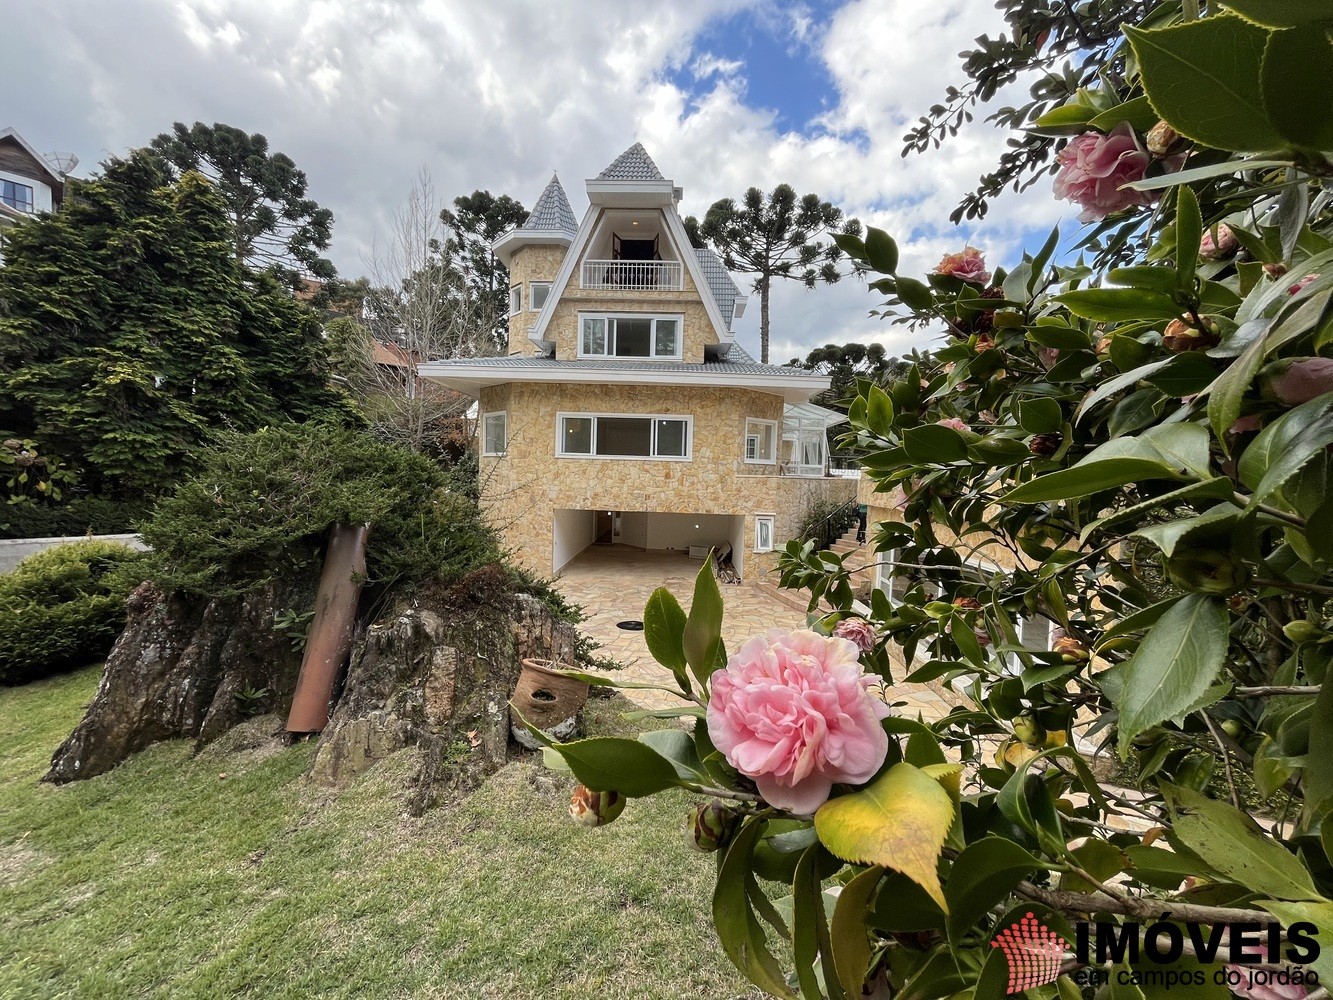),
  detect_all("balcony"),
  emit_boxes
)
[580,259,683,291]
